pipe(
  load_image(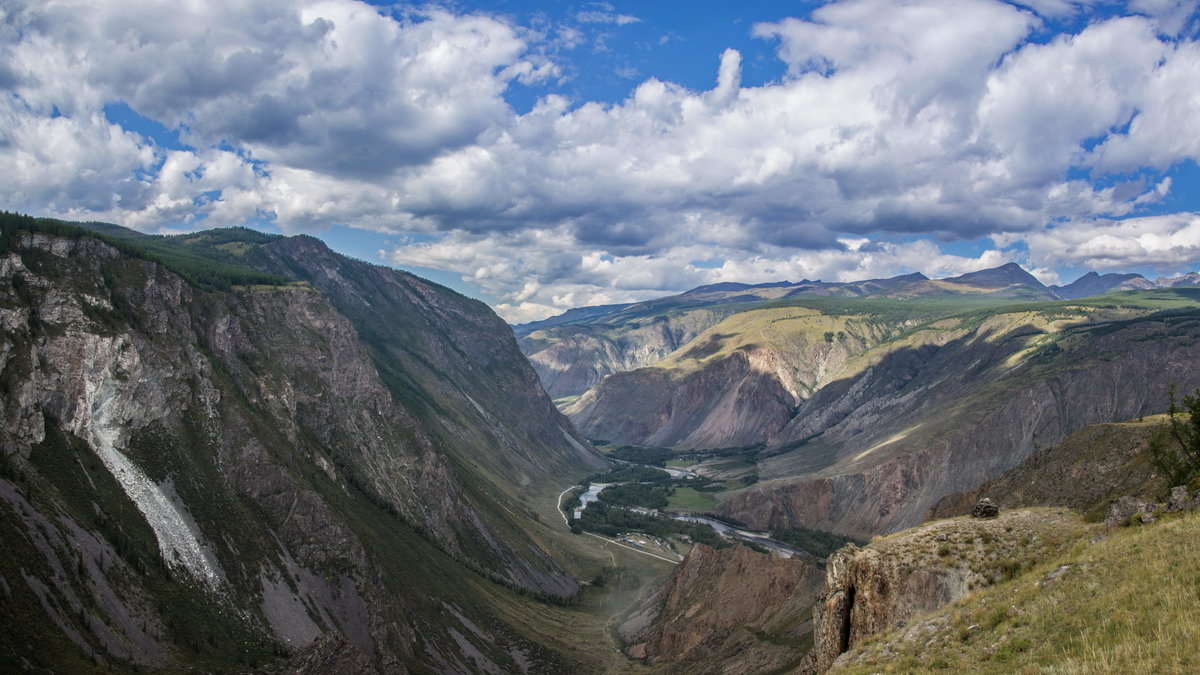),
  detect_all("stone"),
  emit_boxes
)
[1105,495,1156,530]
[1167,486,1191,512]
[971,498,999,519]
